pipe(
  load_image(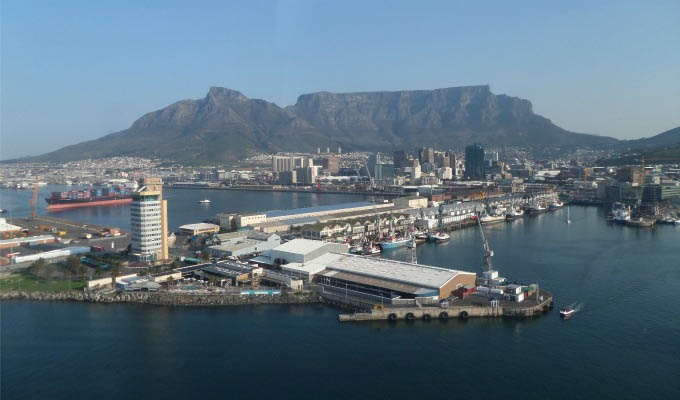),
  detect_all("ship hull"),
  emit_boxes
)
[379,239,411,249]
[46,198,132,210]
